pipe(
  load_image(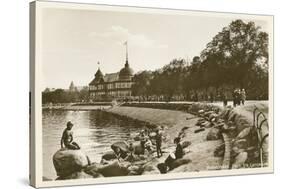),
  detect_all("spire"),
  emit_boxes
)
[124,41,128,66]
[69,81,76,92]
[97,61,100,69]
